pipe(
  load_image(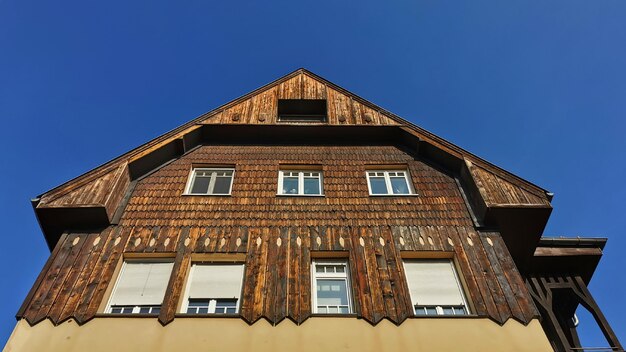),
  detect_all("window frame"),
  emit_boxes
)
[365,169,415,196]
[311,259,354,315]
[402,258,471,317]
[277,170,324,196]
[104,259,174,315]
[180,262,246,315]
[184,167,235,196]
